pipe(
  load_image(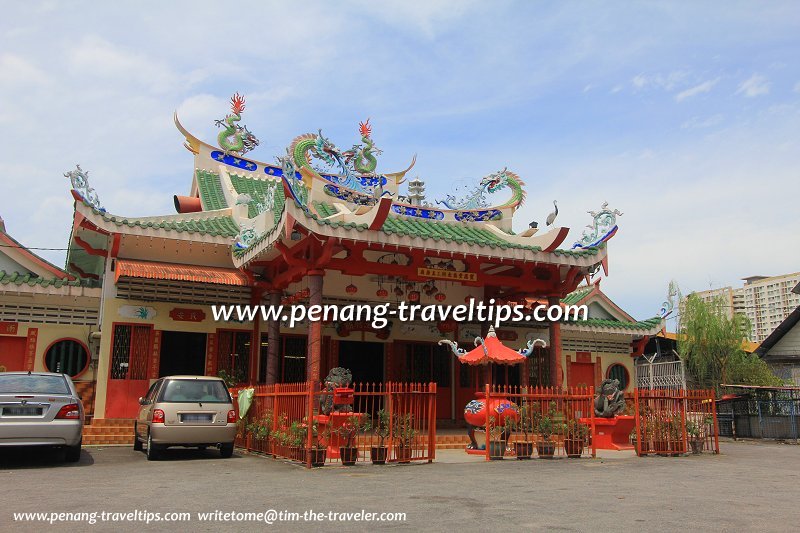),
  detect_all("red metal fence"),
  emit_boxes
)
[633,388,719,456]
[230,381,437,467]
[484,385,596,460]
